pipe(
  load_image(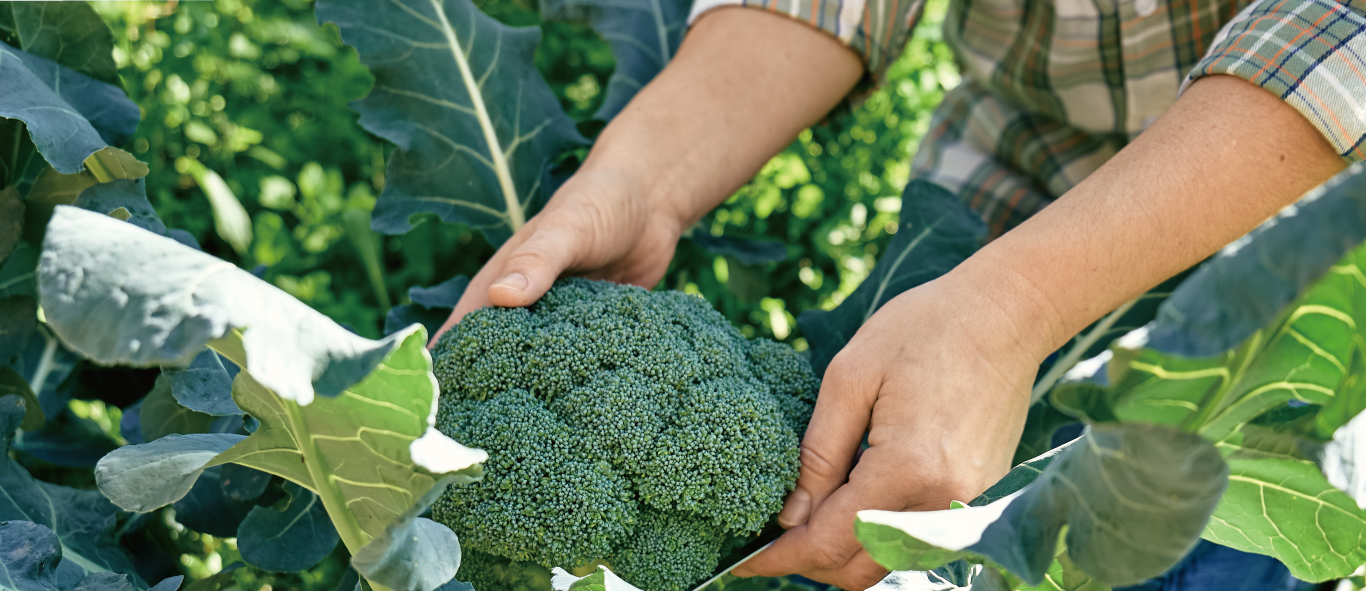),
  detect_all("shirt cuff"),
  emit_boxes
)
[1183,0,1366,162]
[686,0,924,90]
